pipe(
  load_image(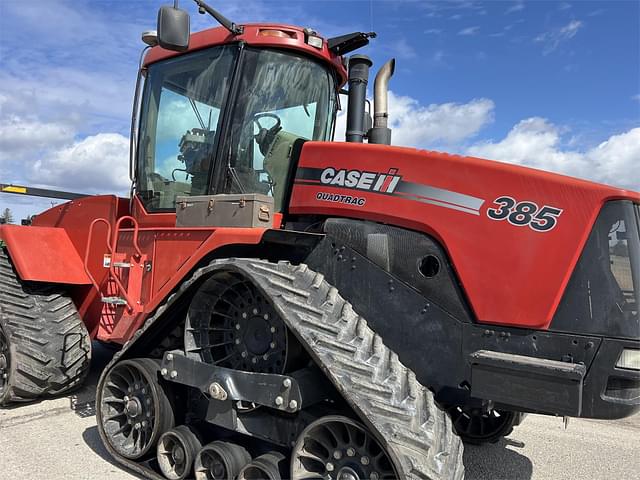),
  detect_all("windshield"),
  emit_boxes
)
[137,45,237,211]
[223,48,336,210]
